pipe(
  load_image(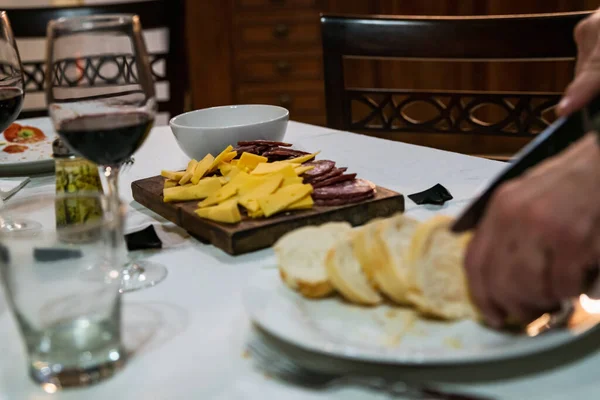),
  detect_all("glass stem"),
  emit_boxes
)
[102,165,145,279]
[103,165,121,203]
[103,165,138,278]
[103,164,123,242]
